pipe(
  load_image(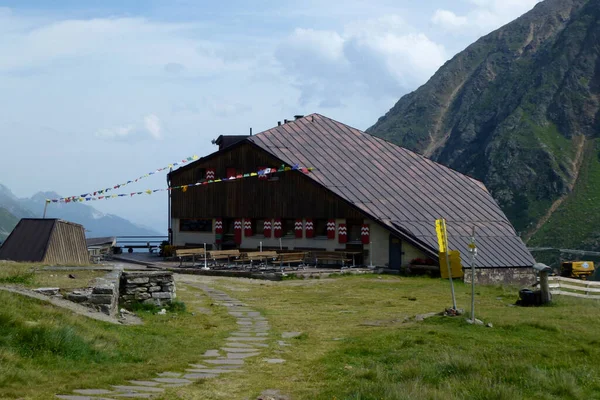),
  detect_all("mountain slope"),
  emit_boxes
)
[368,0,600,249]
[0,207,19,241]
[0,185,160,238]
